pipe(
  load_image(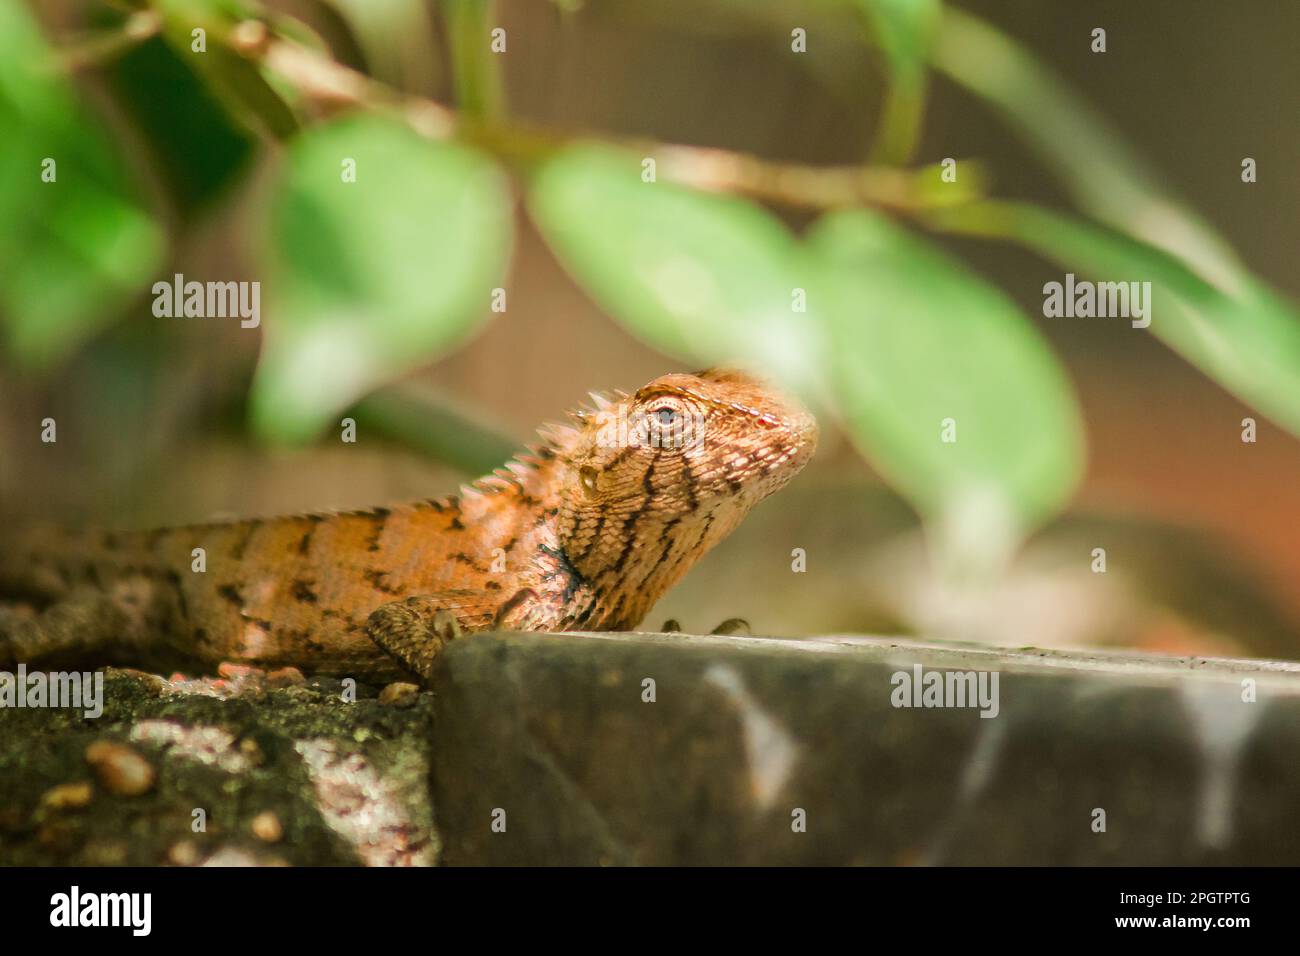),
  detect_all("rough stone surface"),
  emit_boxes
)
[0,669,438,866]
[428,632,1300,865]
[4,632,1300,865]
